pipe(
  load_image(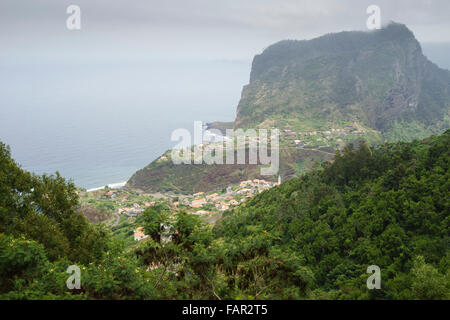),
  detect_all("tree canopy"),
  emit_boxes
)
[0,130,448,299]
